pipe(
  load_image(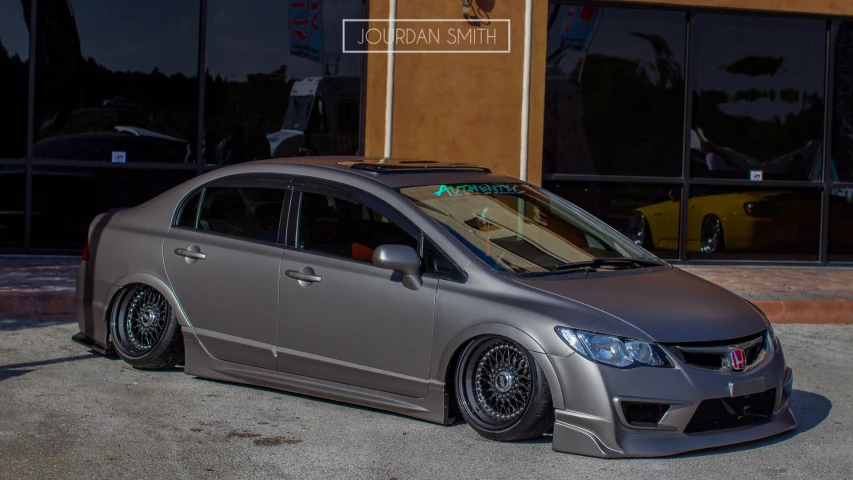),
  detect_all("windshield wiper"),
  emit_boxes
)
[554,257,663,271]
